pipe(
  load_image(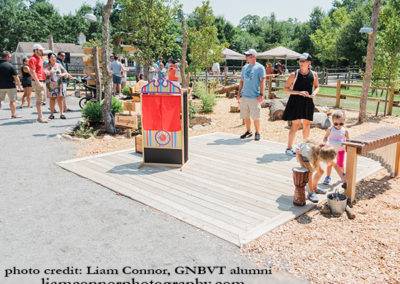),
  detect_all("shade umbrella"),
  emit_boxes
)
[257,46,301,60]
[220,48,246,60]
